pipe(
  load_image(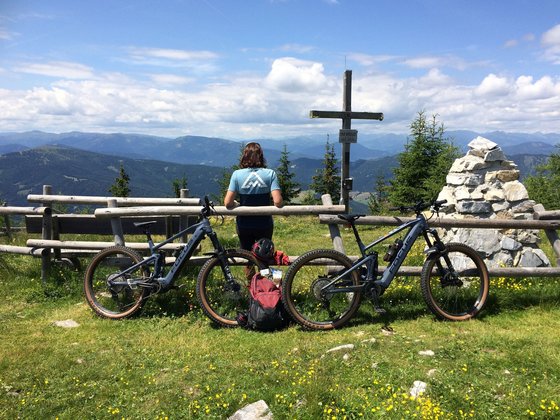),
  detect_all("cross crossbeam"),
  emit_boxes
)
[309,110,384,121]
